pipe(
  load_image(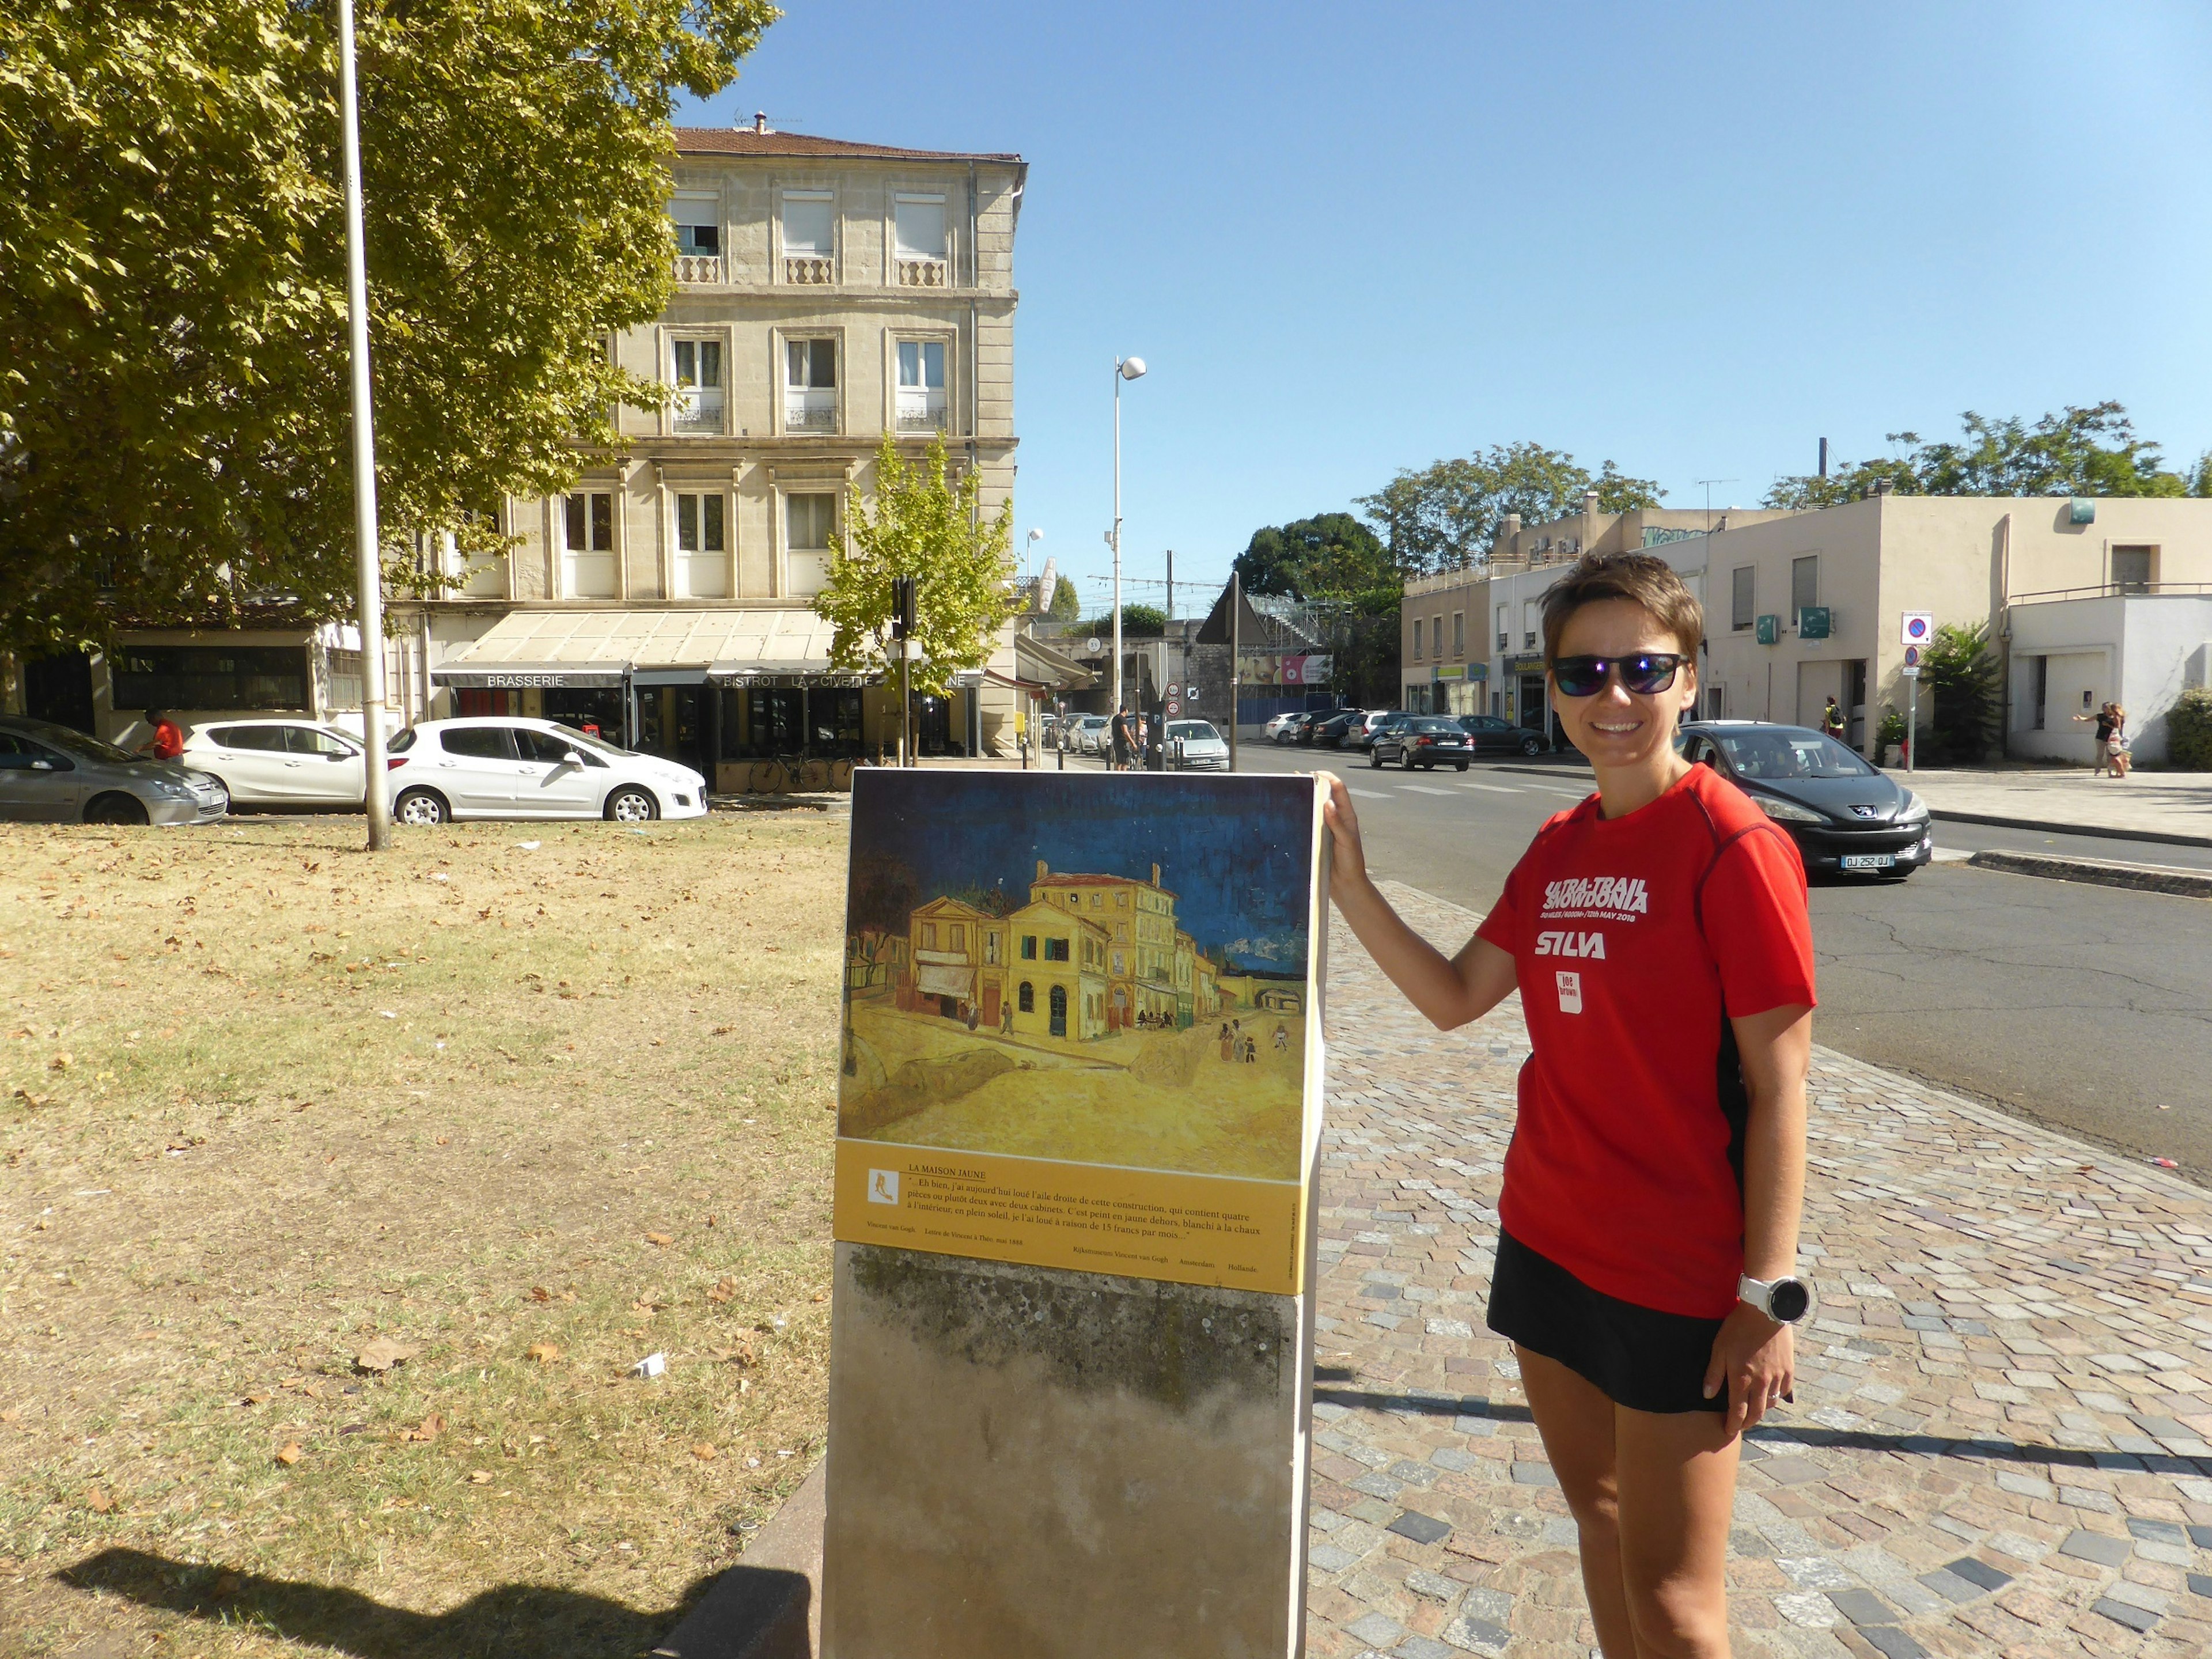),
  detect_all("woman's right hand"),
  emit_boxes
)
[1320,772,1370,895]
